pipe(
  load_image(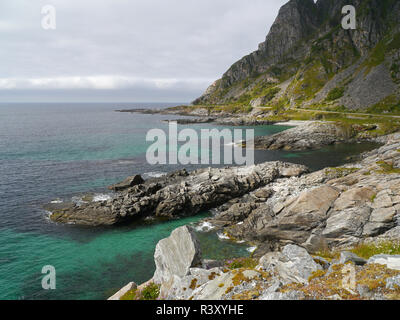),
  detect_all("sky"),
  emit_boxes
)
[0,0,287,103]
